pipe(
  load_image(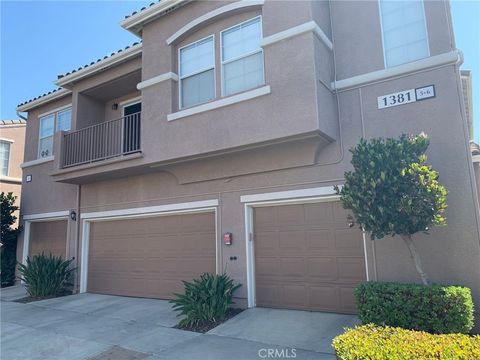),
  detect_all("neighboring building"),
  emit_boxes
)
[461,70,473,139]
[0,119,26,221]
[472,142,480,199]
[15,0,480,321]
